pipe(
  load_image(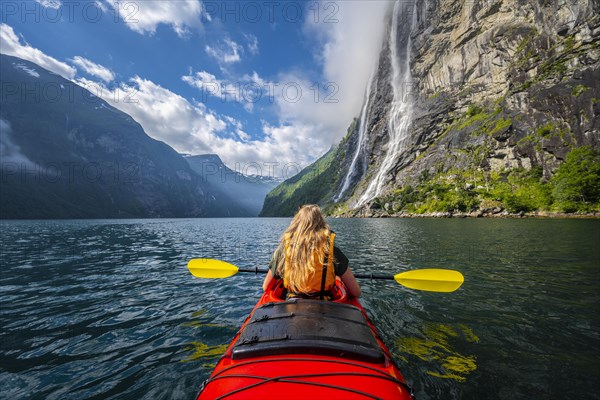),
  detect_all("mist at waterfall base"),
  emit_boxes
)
[1,218,599,400]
